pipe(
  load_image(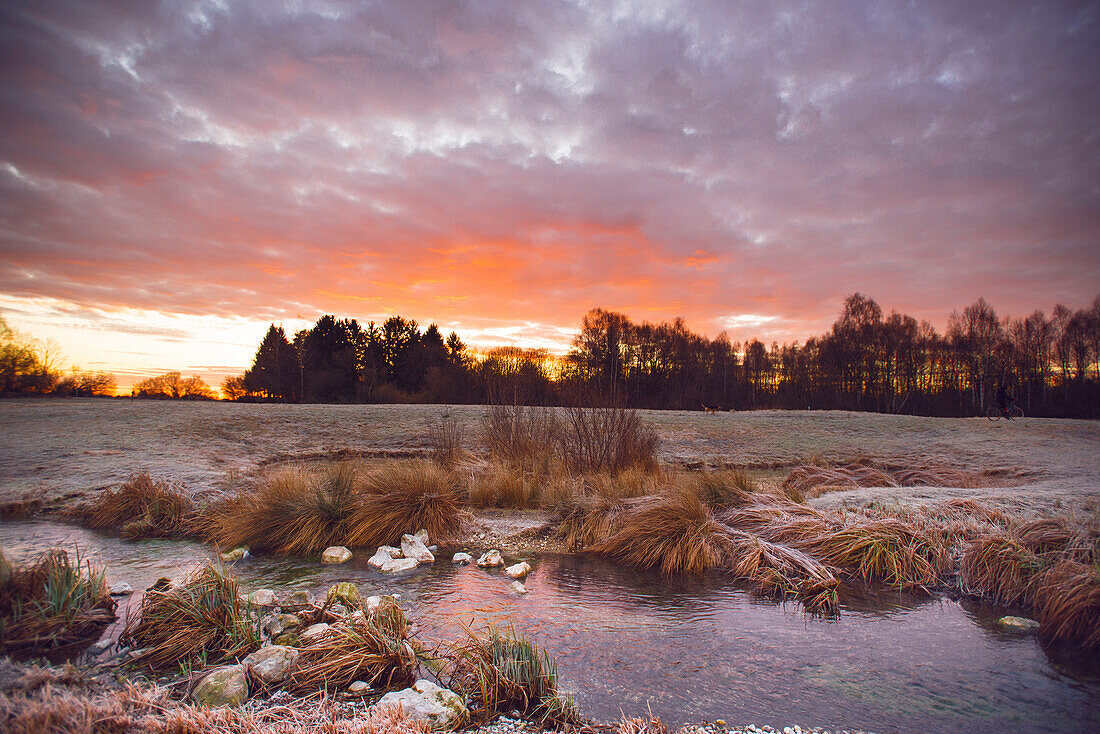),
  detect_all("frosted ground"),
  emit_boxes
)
[1,398,1097,518]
